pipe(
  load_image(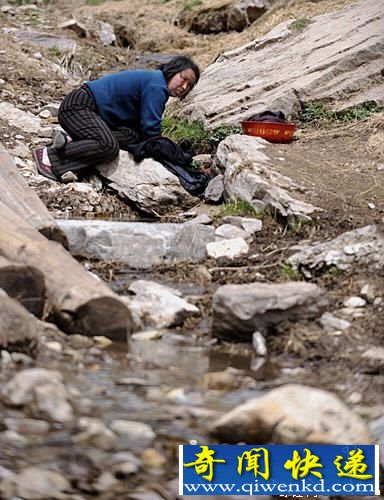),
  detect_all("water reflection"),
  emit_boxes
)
[129,333,210,386]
